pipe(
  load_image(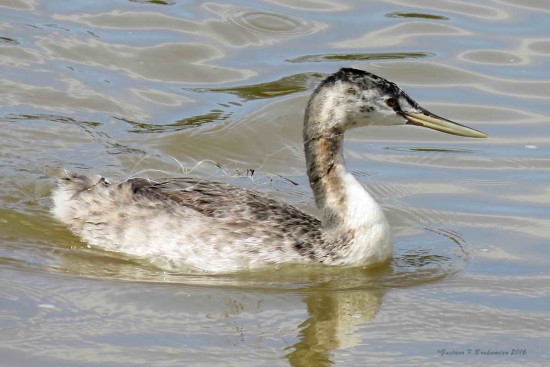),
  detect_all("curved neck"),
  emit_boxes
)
[303,105,387,237]
[304,131,347,228]
[300,85,392,265]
